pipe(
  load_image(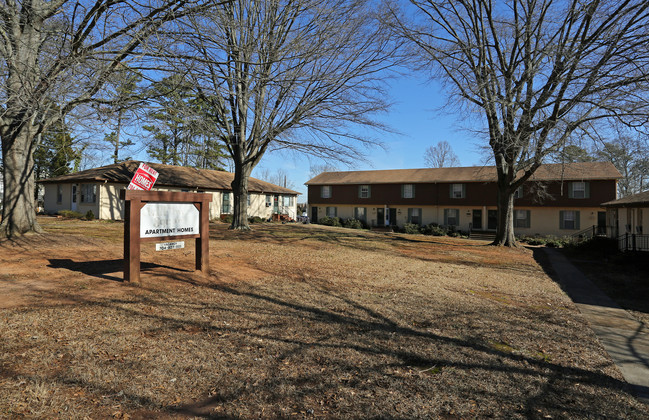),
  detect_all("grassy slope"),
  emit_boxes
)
[0,218,646,418]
